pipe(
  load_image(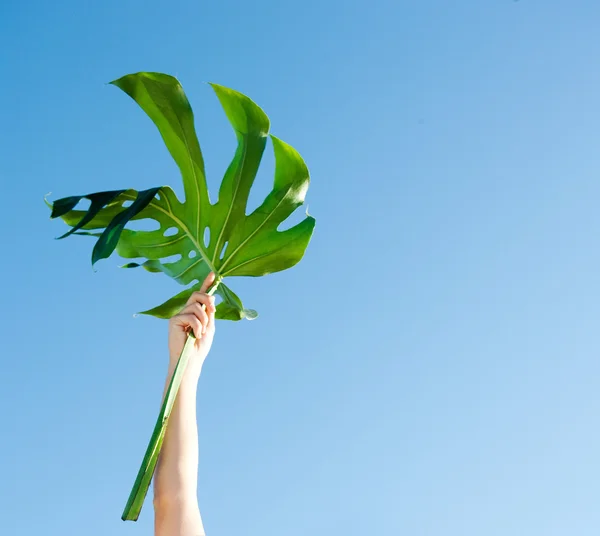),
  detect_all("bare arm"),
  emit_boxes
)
[154,273,217,536]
